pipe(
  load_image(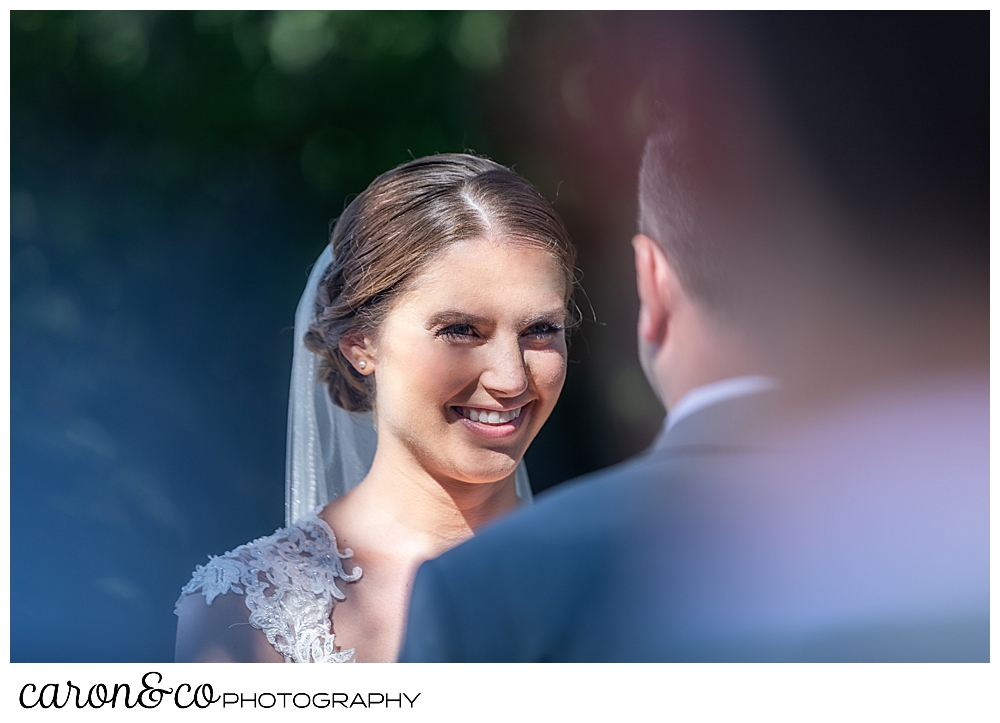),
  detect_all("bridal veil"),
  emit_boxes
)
[285,245,532,526]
